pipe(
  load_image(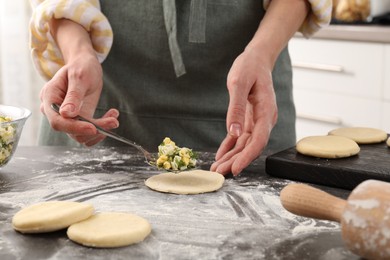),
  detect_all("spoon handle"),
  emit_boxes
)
[50,103,152,159]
